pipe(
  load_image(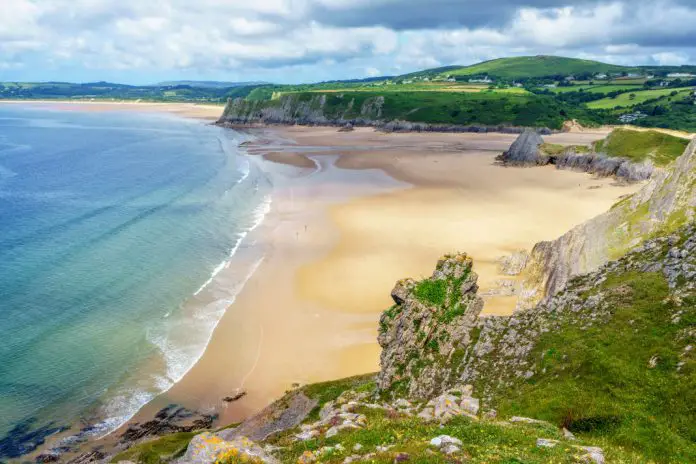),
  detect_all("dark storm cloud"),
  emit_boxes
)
[302,0,601,30]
